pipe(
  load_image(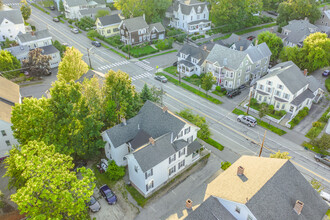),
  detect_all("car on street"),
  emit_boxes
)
[155,75,168,83]
[314,154,330,166]
[88,196,101,212]
[91,41,101,47]
[53,17,59,22]
[71,28,79,34]
[247,36,255,41]
[238,84,247,90]
[322,70,330,77]
[226,89,241,98]
[99,184,117,205]
[173,61,178,66]
[50,5,55,10]
[237,115,257,127]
